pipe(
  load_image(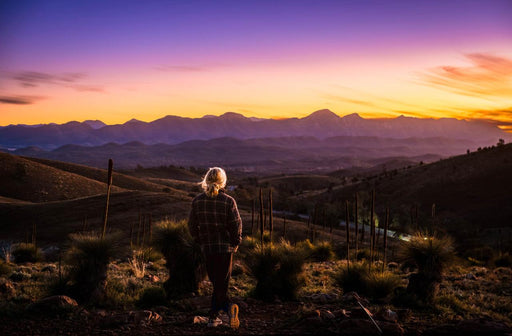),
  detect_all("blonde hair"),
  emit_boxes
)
[201,167,227,197]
